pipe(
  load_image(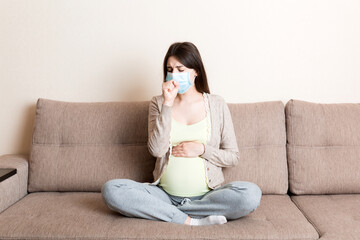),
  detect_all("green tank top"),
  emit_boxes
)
[159,111,211,197]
